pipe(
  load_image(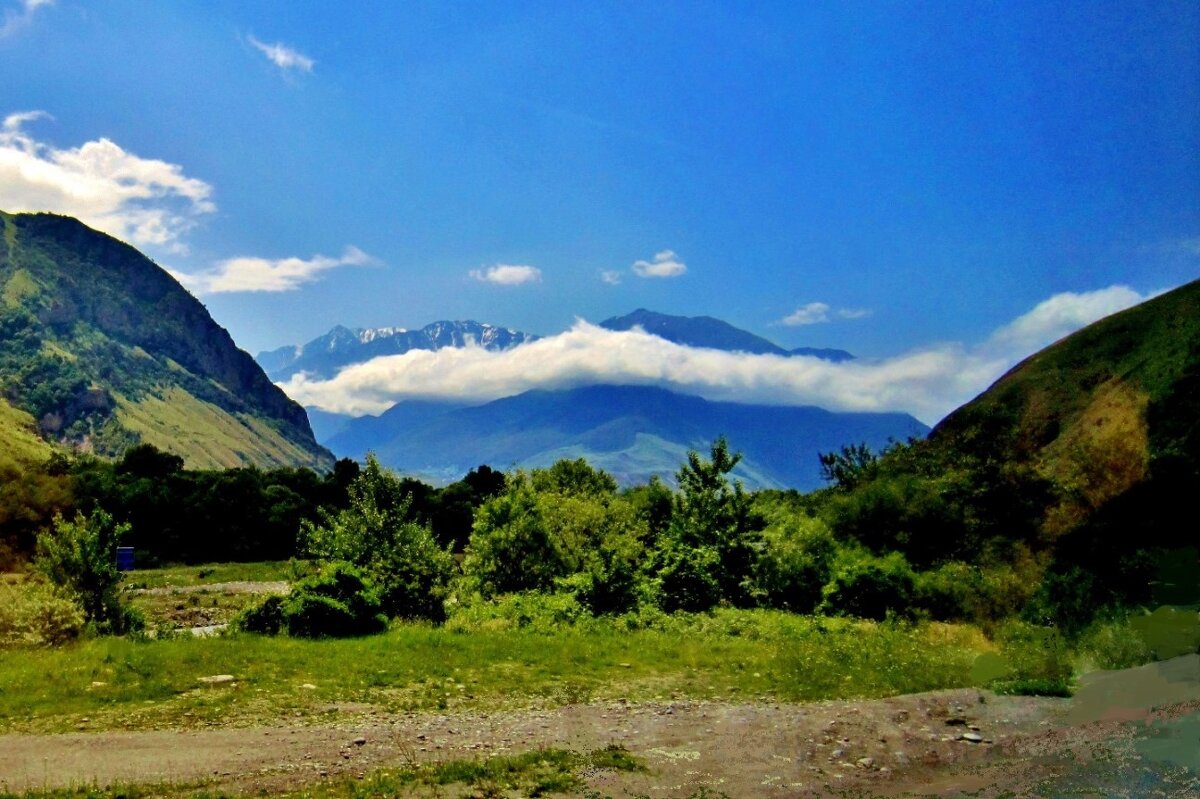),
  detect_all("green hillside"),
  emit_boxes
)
[0,211,333,470]
[931,279,1200,535]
